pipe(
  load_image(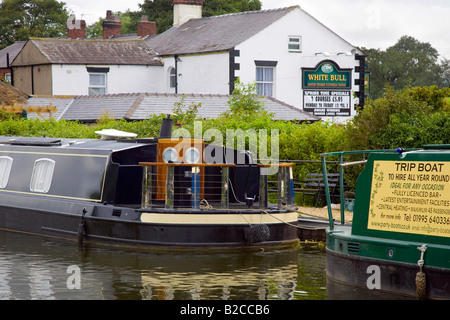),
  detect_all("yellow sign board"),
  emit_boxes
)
[368,160,450,238]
